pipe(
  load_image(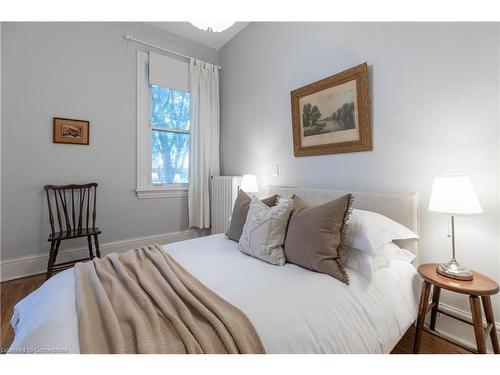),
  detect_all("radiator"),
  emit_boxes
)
[210,176,241,234]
